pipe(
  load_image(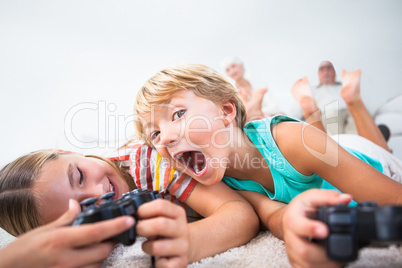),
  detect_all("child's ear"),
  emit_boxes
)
[221,101,237,126]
